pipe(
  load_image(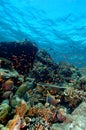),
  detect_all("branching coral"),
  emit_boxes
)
[27,105,62,124]
[64,87,86,108]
